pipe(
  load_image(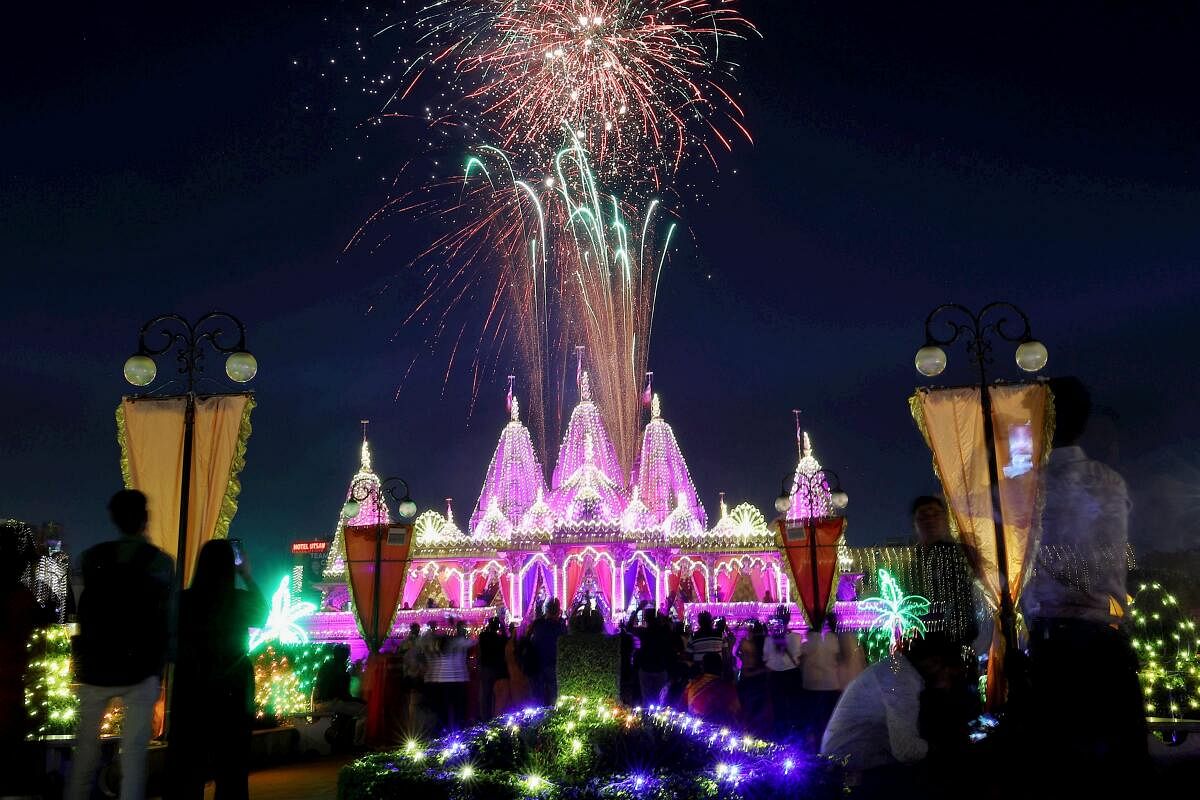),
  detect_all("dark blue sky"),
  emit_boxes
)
[3,1,1199,585]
